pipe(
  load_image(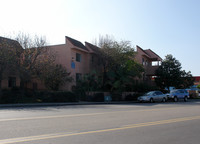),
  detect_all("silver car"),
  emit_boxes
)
[166,89,189,102]
[138,91,167,103]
